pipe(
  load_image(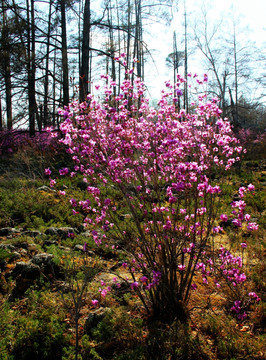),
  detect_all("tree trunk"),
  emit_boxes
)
[126,0,131,70]
[60,0,69,105]
[184,1,188,112]
[79,0,90,102]
[233,23,239,127]
[0,96,2,131]
[43,0,53,128]
[27,0,36,136]
[2,0,12,130]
